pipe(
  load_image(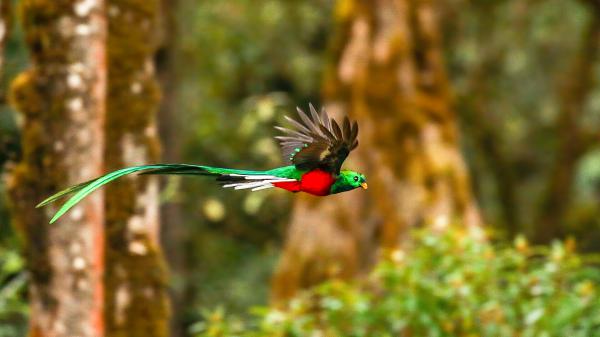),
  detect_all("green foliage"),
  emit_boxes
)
[0,248,27,337]
[193,230,600,337]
